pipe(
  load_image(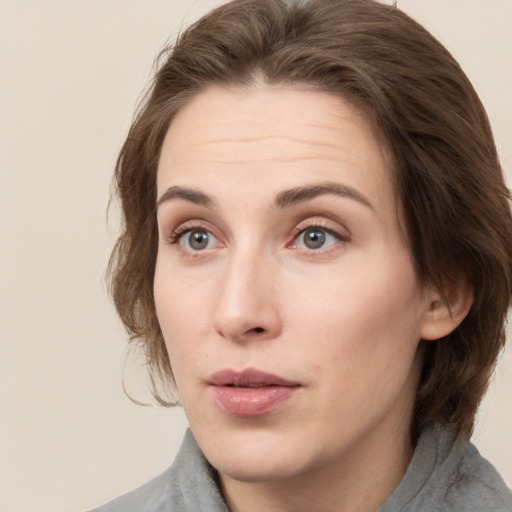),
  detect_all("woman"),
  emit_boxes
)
[91,0,512,510]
